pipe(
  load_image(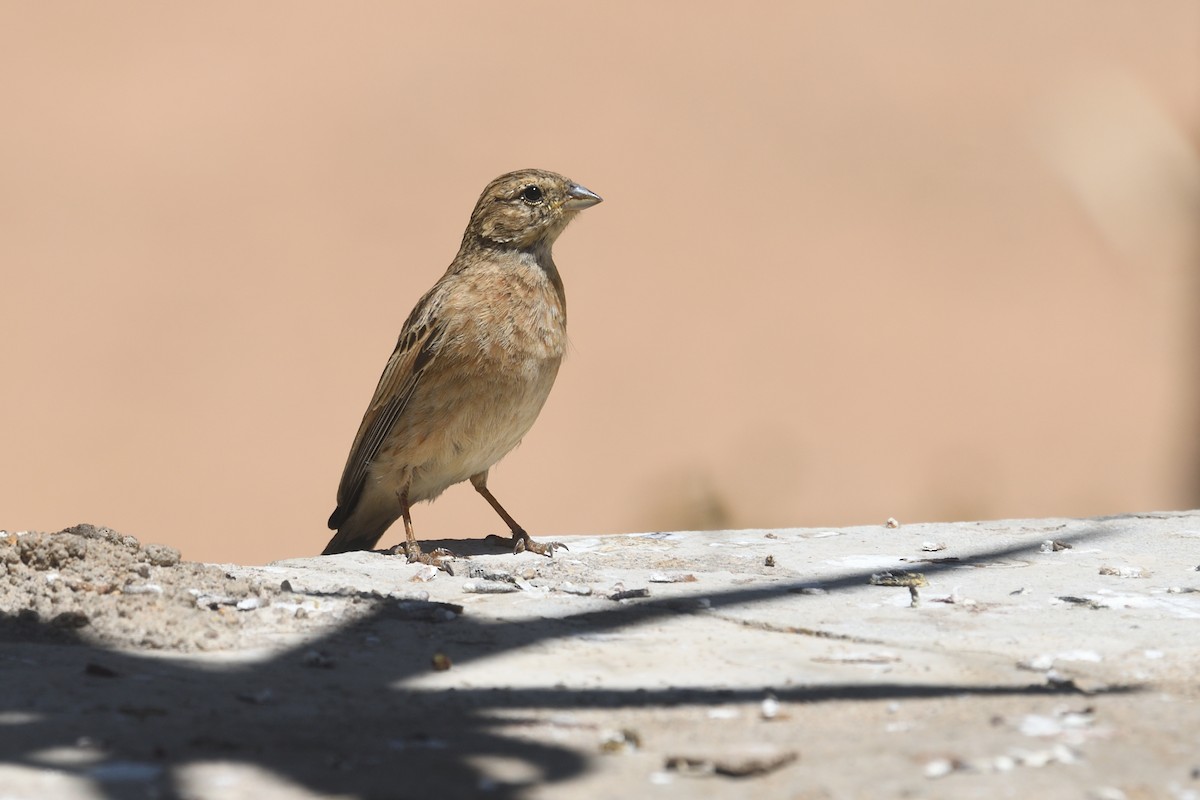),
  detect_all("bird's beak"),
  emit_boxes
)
[563,183,603,211]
